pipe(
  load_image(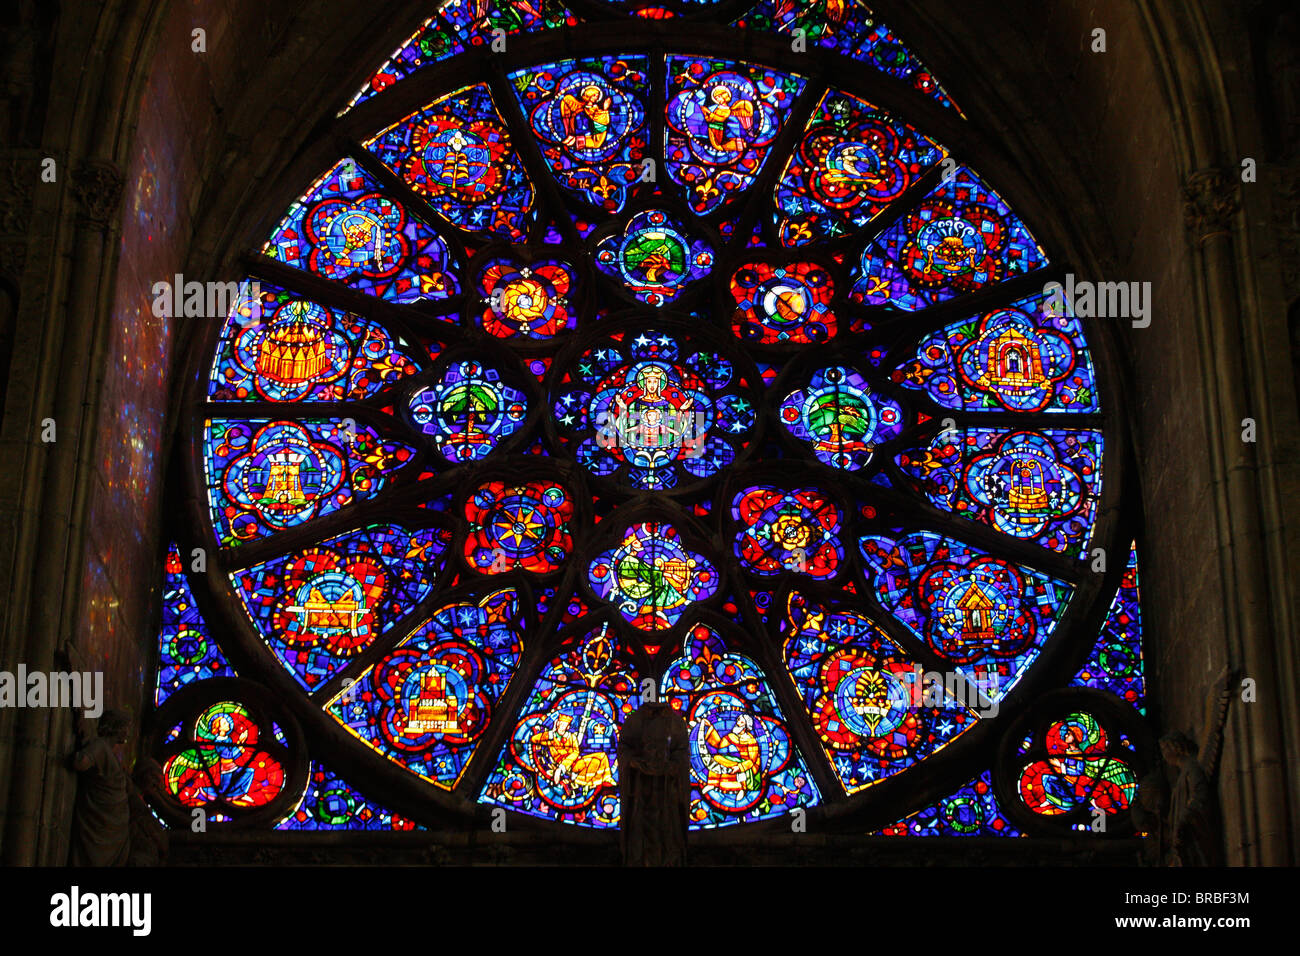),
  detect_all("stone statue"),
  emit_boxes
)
[69,709,132,866]
[1161,730,1221,866]
[1134,667,1233,866]
[618,701,690,866]
[1131,765,1168,865]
